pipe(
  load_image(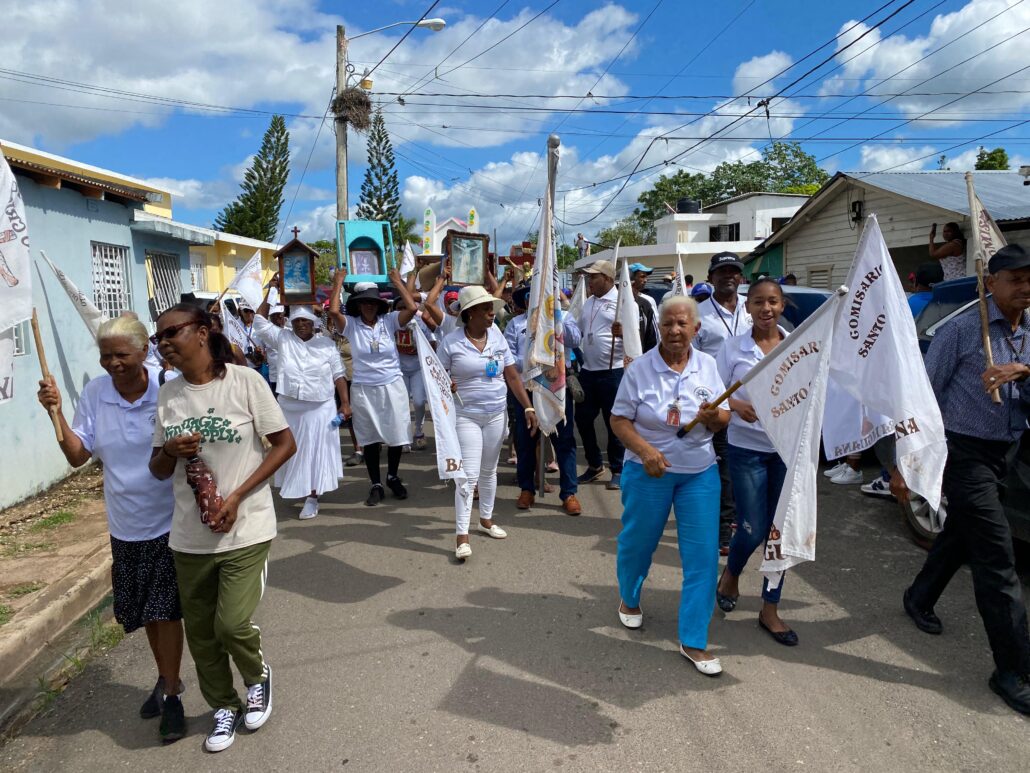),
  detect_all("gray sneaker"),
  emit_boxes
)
[606,473,621,491]
[344,452,363,467]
